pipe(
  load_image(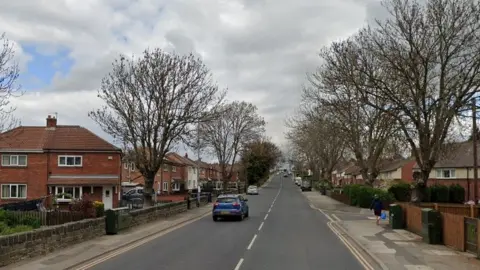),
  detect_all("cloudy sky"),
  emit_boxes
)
[0,0,383,155]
